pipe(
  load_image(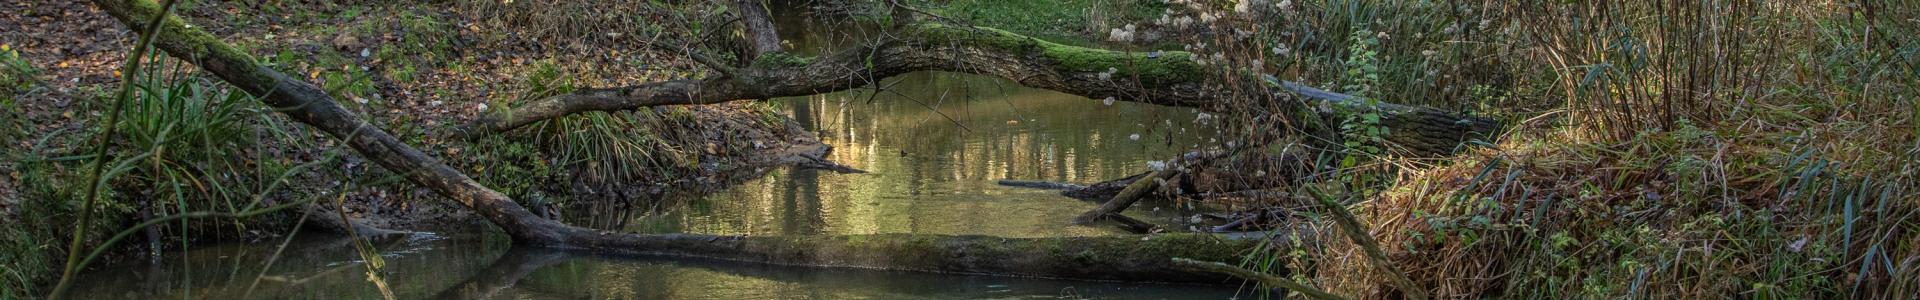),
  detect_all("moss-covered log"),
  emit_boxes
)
[569,233,1262,283]
[463,23,1499,155]
[89,0,1272,285]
